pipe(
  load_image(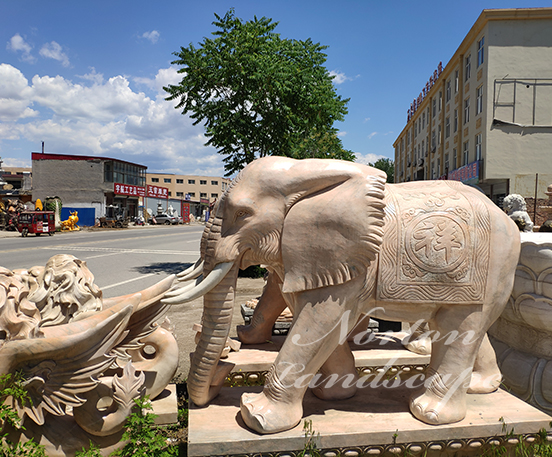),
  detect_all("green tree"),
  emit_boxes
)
[370,158,394,183]
[165,9,351,175]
